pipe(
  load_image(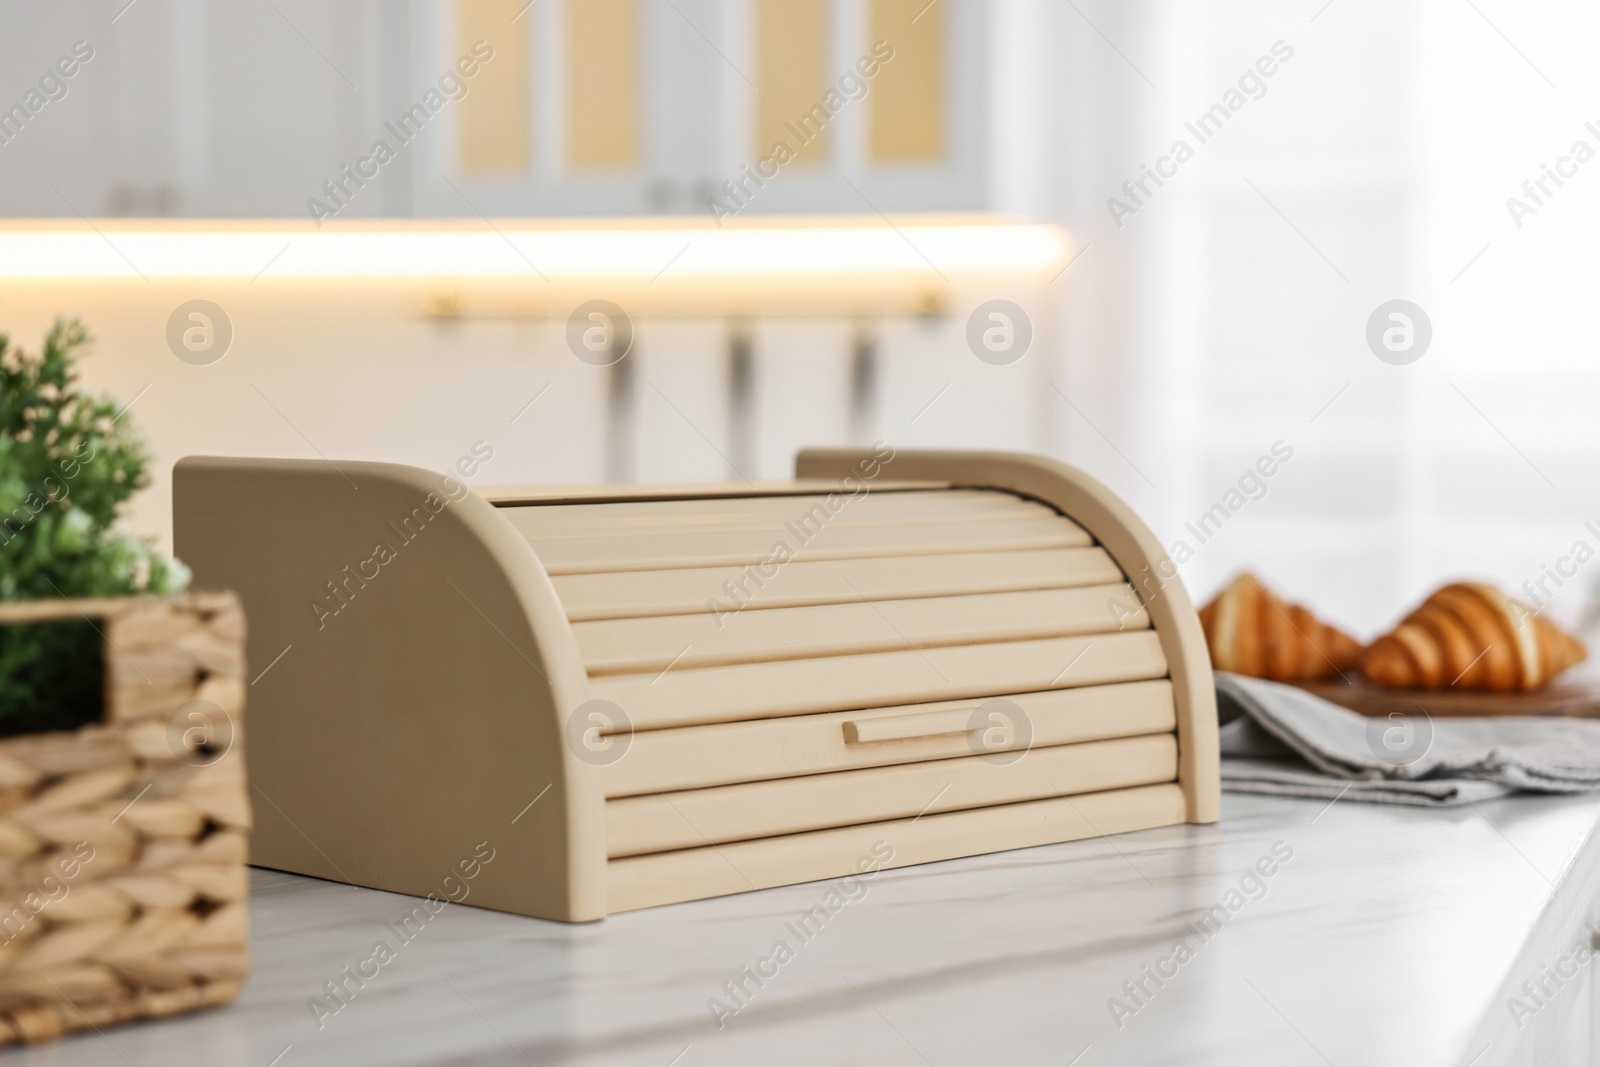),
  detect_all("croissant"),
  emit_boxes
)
[1362,582,1586,690]
[1198,573,1364,681]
